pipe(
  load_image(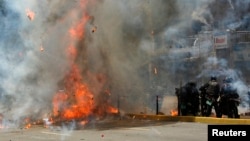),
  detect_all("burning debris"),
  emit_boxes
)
[51,65,118,125]
[40,46,44,52]
[26,8,35,21]
[52,65,95,120]
[91,26,97,33]
[170,109,178,116]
